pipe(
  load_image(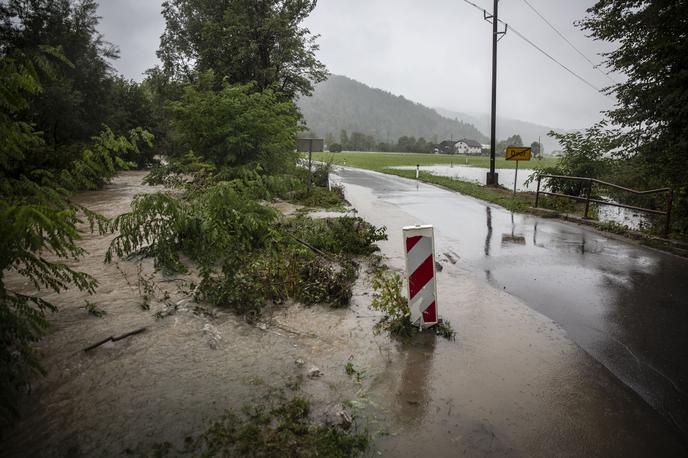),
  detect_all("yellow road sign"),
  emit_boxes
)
[505,146,532,161]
